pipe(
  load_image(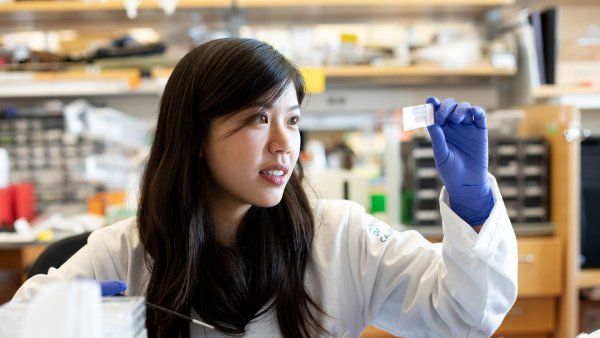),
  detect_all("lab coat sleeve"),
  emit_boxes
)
[12,218,132,301]
[349,174,517,338]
